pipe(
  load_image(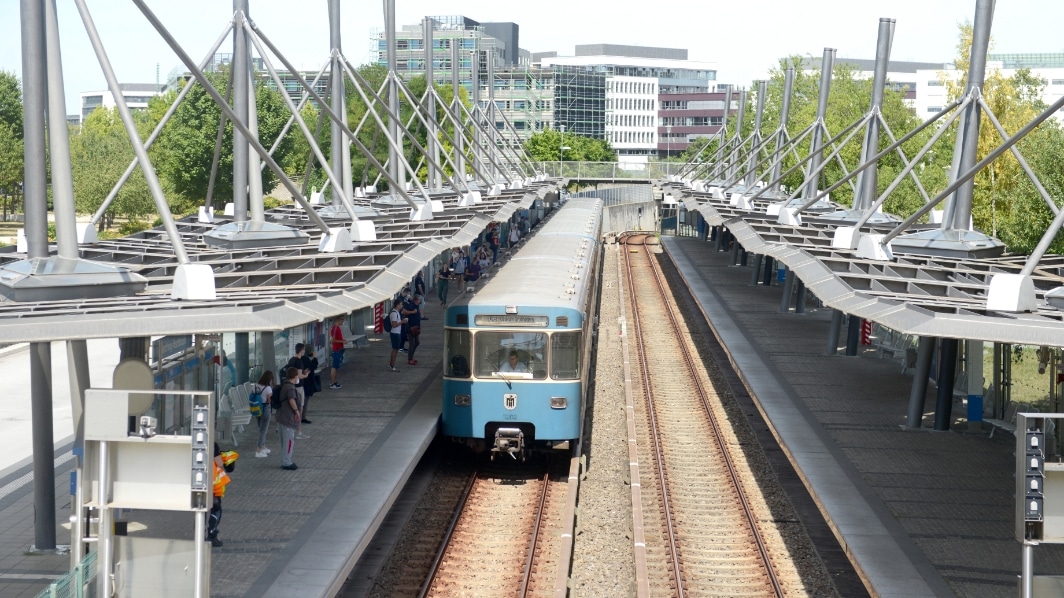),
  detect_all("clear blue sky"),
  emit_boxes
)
[2,0,1063,114]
